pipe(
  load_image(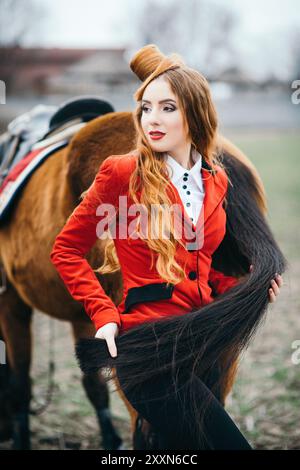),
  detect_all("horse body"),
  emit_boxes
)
[0,111,137,449]
[0,110,267,449]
